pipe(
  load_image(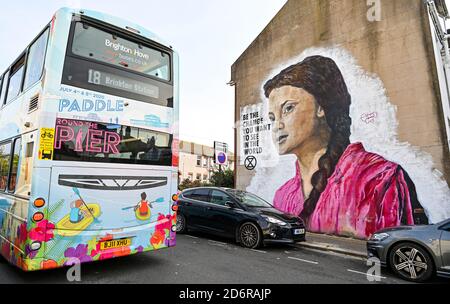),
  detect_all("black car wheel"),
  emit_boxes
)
[389,242,434,282]
[176,213,187,233]
[239,222,262,249]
